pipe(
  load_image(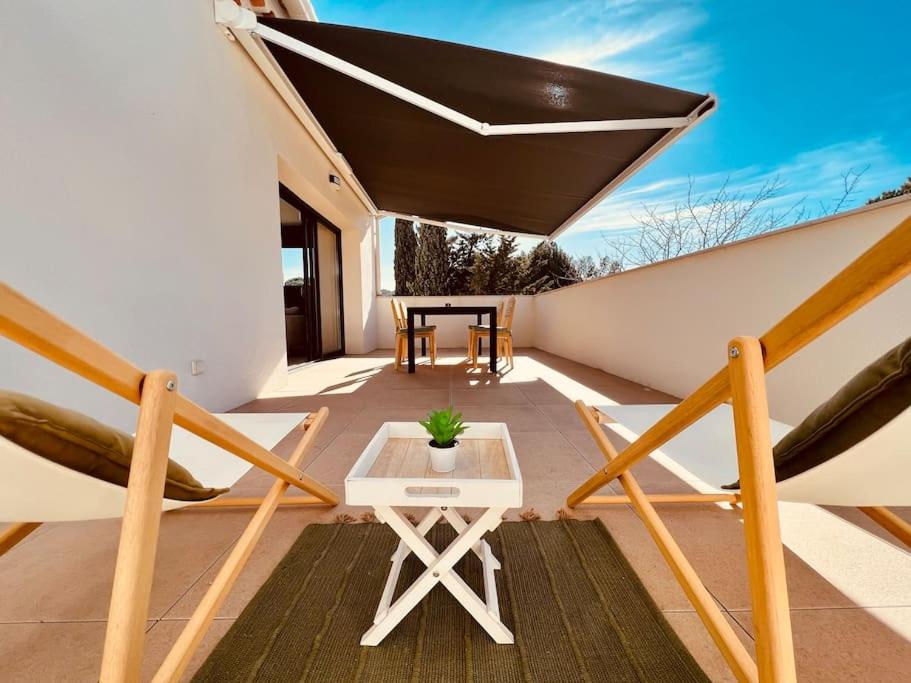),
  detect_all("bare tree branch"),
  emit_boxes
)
[601,168,867,269]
